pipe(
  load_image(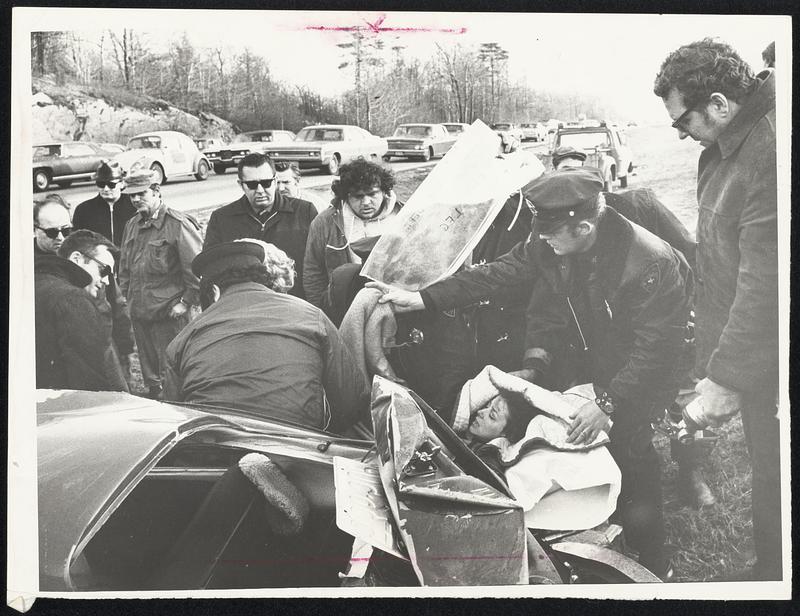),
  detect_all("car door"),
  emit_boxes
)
[437,125,455,155]
[61,142,97,176]
[163,134,191,175]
